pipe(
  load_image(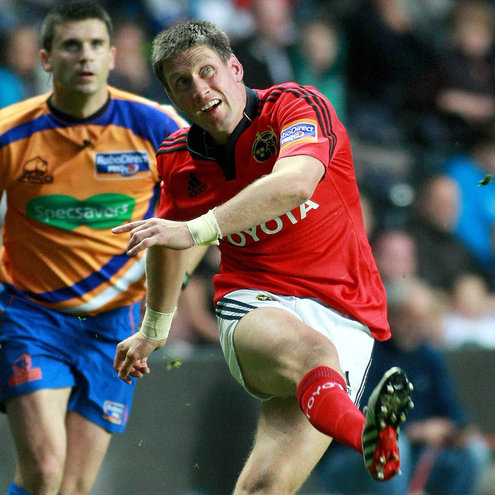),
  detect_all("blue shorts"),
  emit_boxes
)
[0,287,140,433]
